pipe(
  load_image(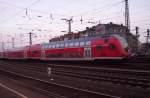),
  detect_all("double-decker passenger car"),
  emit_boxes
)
[41,34,128,61]
[2,47,25,59]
